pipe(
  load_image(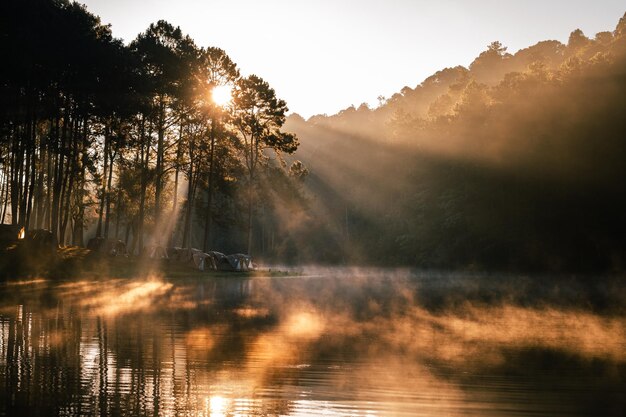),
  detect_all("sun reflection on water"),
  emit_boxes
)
[209,395,228,417]
[0,272,624,416]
